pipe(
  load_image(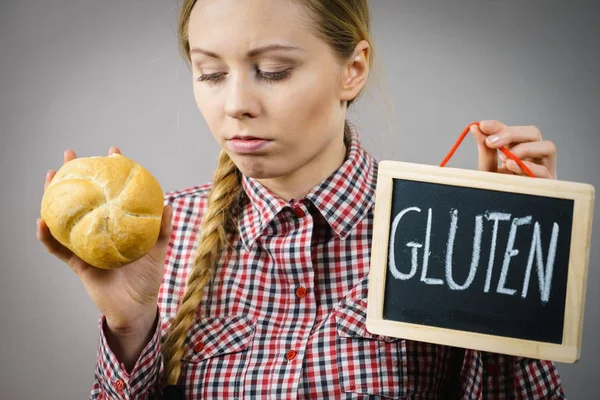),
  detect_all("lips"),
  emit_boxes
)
[226,136,271,153]
[232,135,262,140]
